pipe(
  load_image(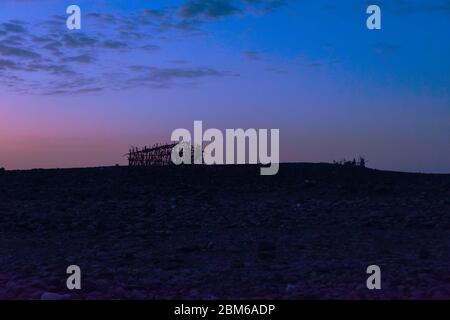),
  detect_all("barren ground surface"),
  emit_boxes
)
[0,164,449,299]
